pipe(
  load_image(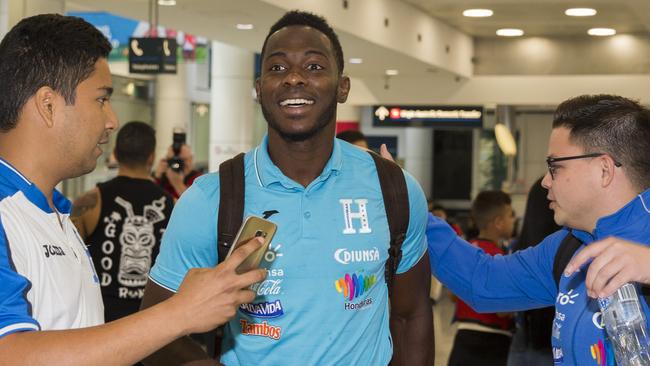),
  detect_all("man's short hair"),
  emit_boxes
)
[471,190,512,230]
[0,14,111,132]
[114,121,156,167]
[553,94,650,191]
[261,10,344,75]
[336,130,366,145]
